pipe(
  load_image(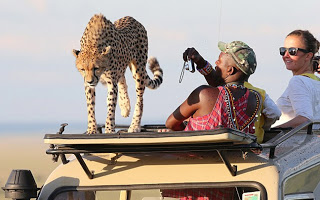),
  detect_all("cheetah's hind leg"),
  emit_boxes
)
[118,75,130,118]
[127,61,147,133]
[127,57,163,133]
